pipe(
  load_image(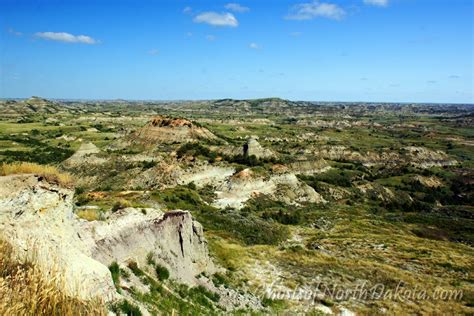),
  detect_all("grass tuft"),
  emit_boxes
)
[0,238,105,315]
